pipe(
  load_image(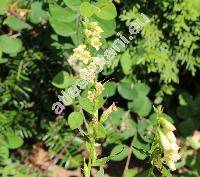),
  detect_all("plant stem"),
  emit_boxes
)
[123,133,137,175]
